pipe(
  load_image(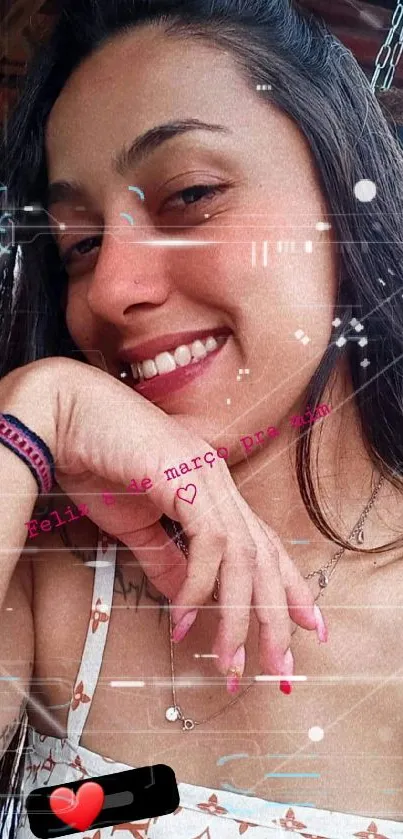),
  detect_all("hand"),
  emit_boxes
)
[1,357,322,690]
